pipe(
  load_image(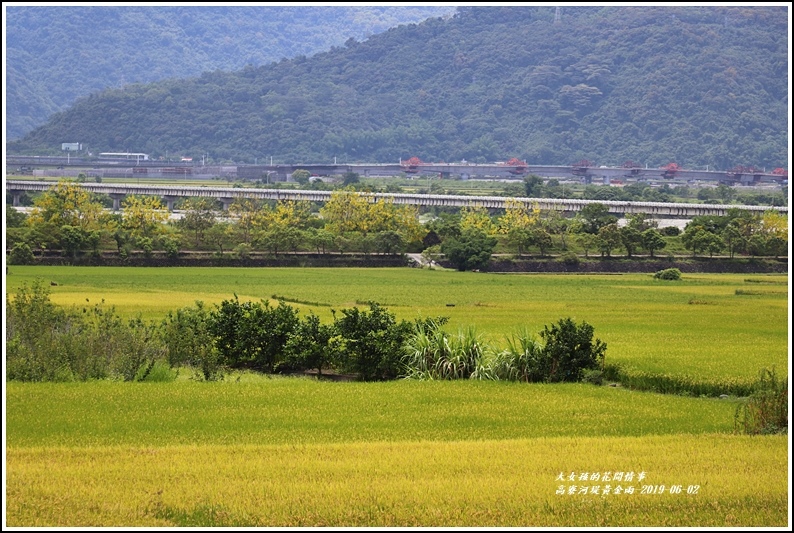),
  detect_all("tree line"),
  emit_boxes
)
[518,176,786,207]
[6,180,788,269]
